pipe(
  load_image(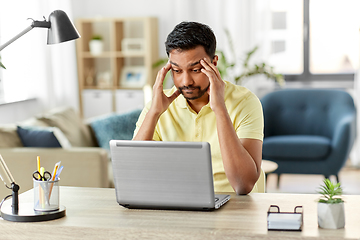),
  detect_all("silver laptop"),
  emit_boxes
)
[109,140,230,210]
